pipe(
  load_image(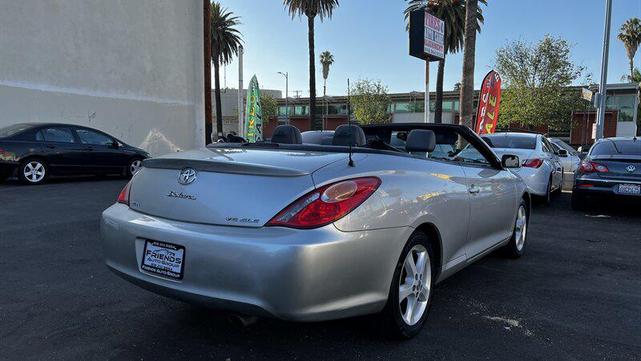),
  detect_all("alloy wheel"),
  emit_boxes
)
[129,160,142,175]
[515,205,527,251]
[23,161,46,183]
[398,244,431,326]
